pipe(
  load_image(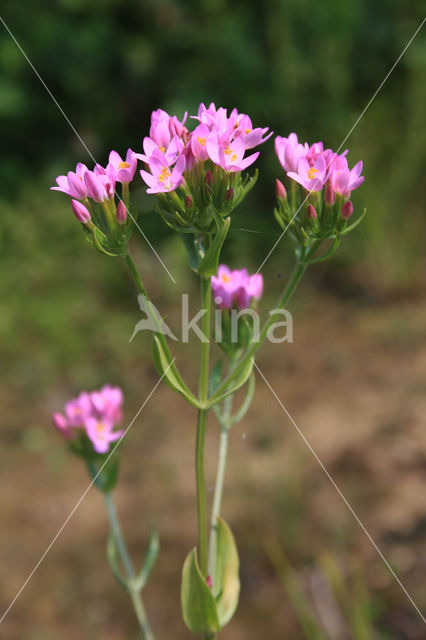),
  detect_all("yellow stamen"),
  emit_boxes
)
[158,166,171,183]
[197,136,206,146]
[307,167,319,180]
[231,154,237,162]
[159,146,166,153]
[245,128,251,134]
[221,274,232,283]
[224,146,232,155]
[96,421,106,433]
[118,161,130,169]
